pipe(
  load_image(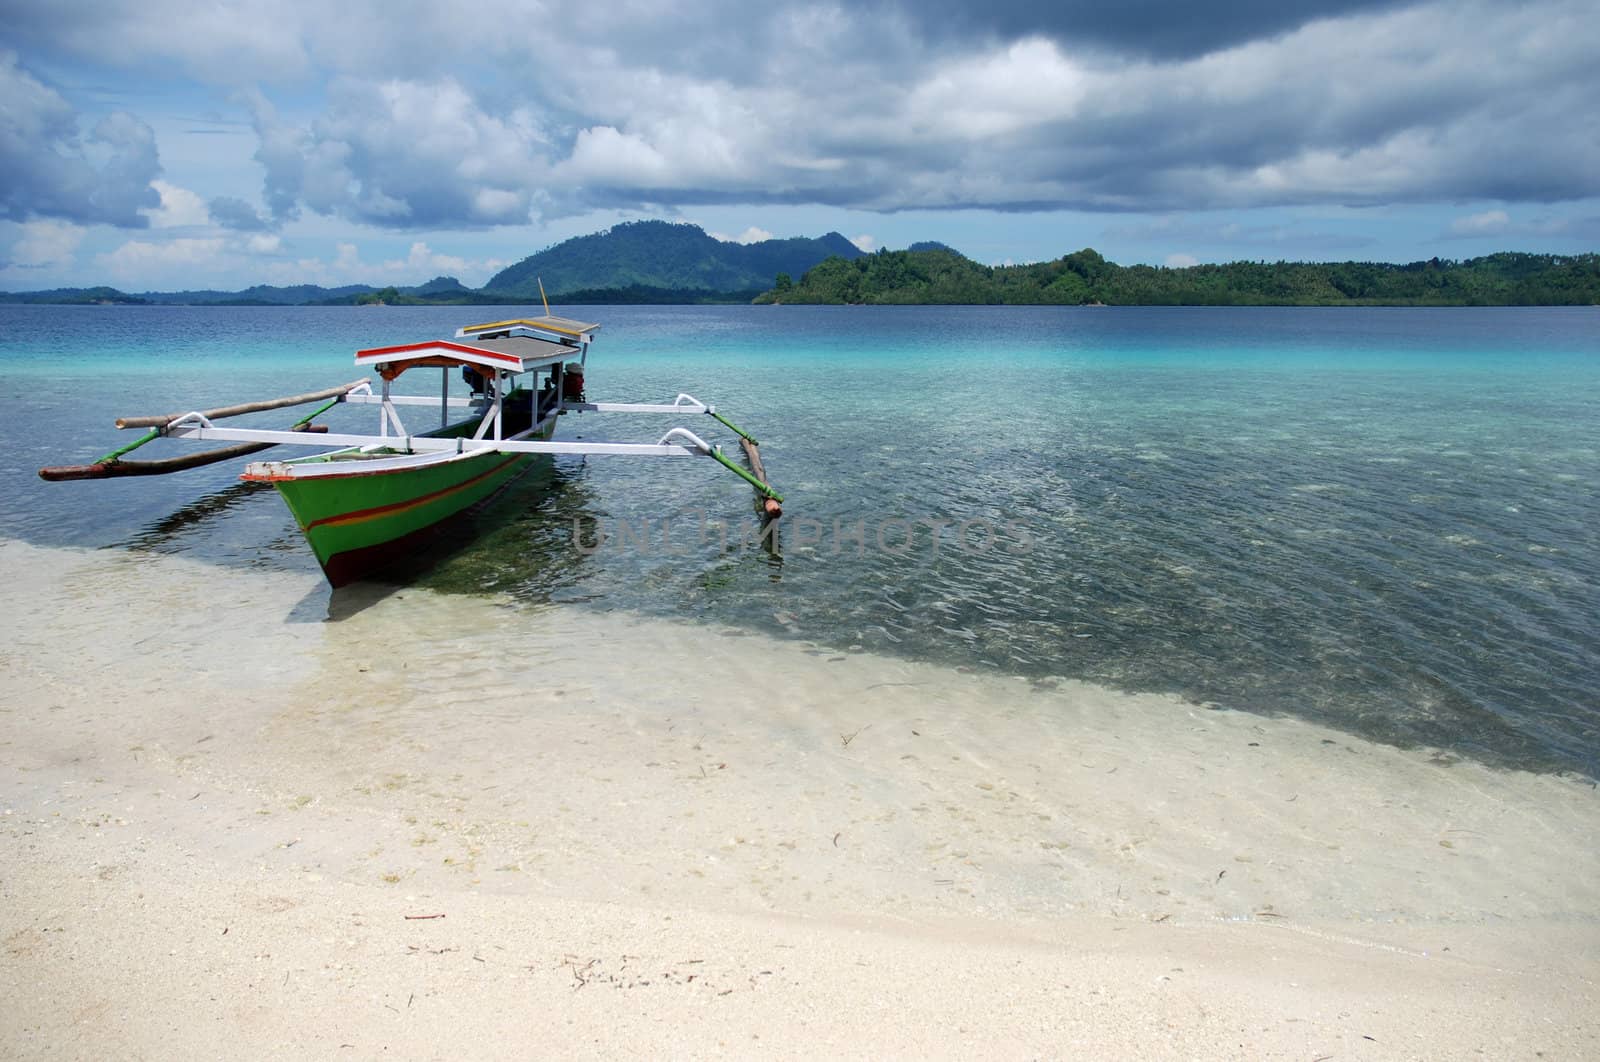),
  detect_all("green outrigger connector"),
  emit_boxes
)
[94,427,163,466]
[709,446,783,502]
[706,409,758,447]
[92,392,347,466]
